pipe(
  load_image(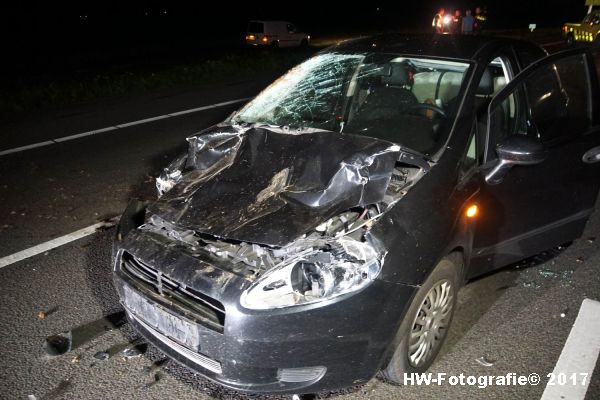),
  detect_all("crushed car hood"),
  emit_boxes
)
[148,127,401,246]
